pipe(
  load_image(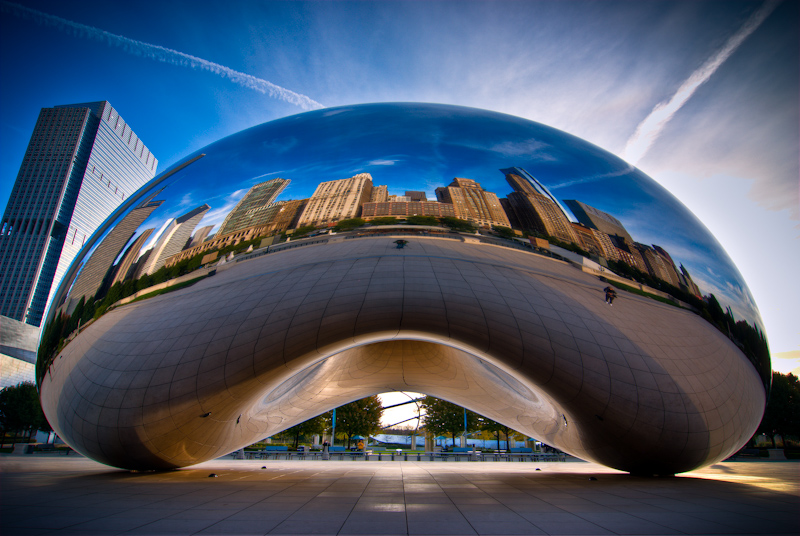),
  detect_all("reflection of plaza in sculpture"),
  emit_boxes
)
[36,103,769,475]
